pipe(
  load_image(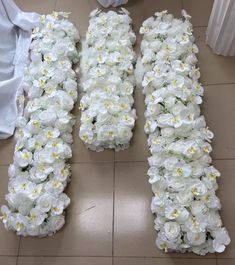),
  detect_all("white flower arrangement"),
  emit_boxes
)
[1,12,80,237]
[79,8,137,151]
[140,10,230,255]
